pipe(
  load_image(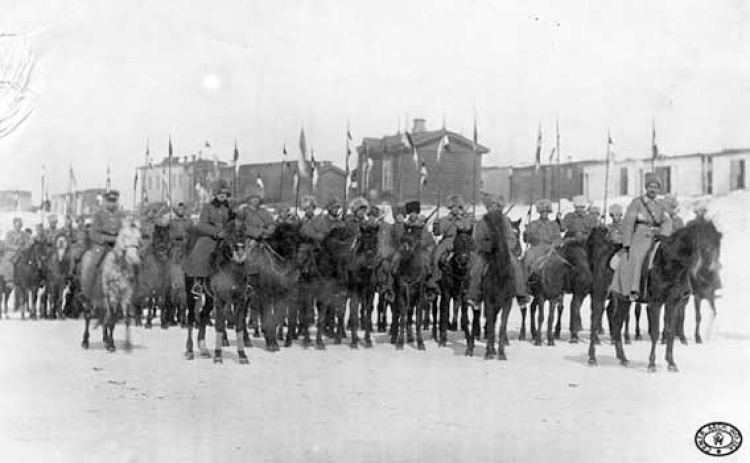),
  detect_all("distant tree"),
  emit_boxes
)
[0,33,37,140]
